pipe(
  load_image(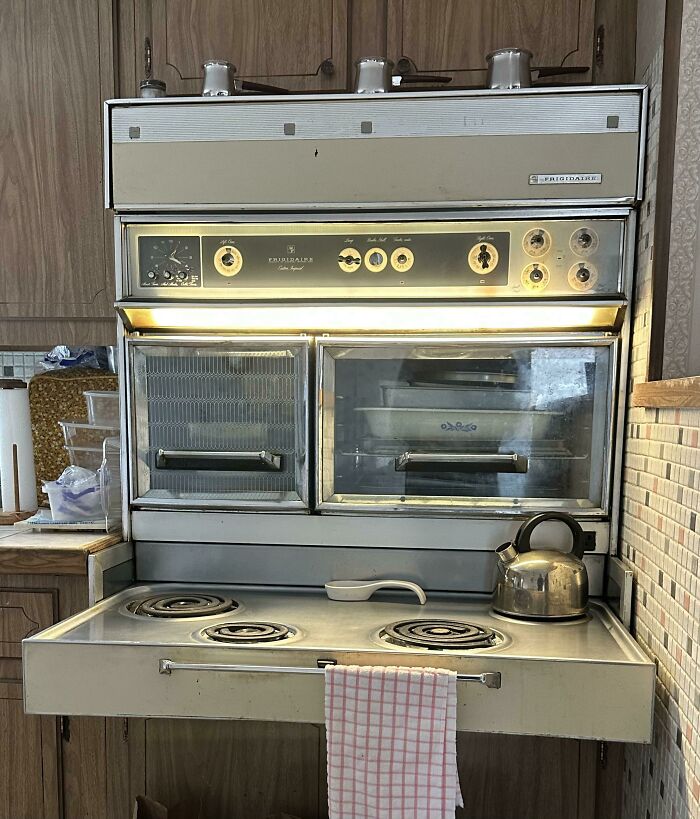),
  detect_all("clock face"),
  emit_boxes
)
[139,236,200,275]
